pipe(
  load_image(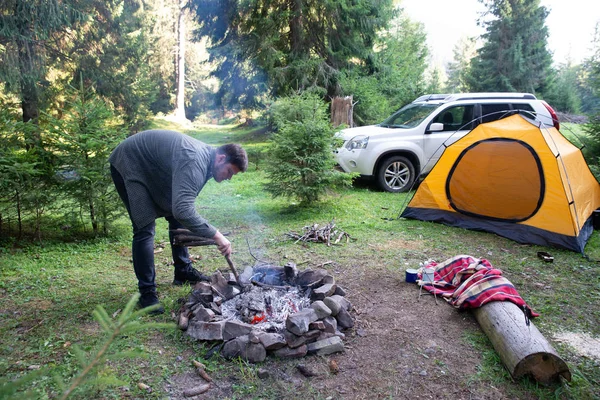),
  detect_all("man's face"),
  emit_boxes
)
[213,154,241,182]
